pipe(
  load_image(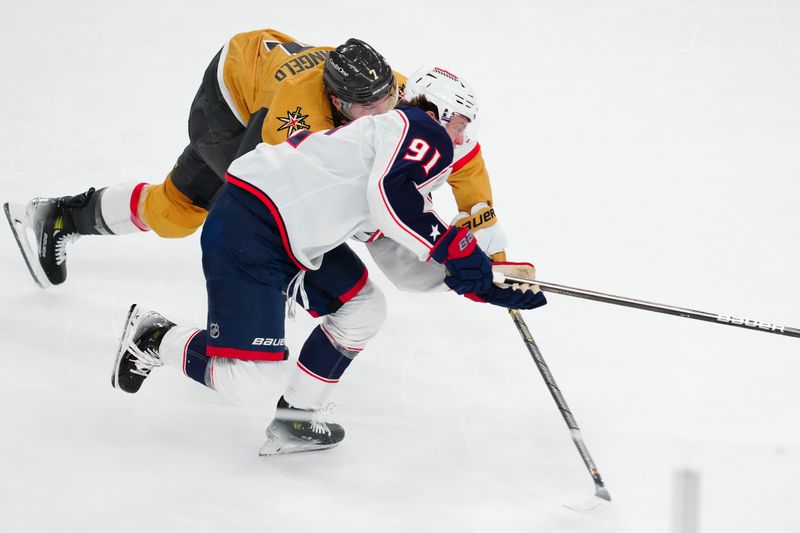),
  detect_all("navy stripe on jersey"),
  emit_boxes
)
[286,129,312,148]
[376,107,454,249]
